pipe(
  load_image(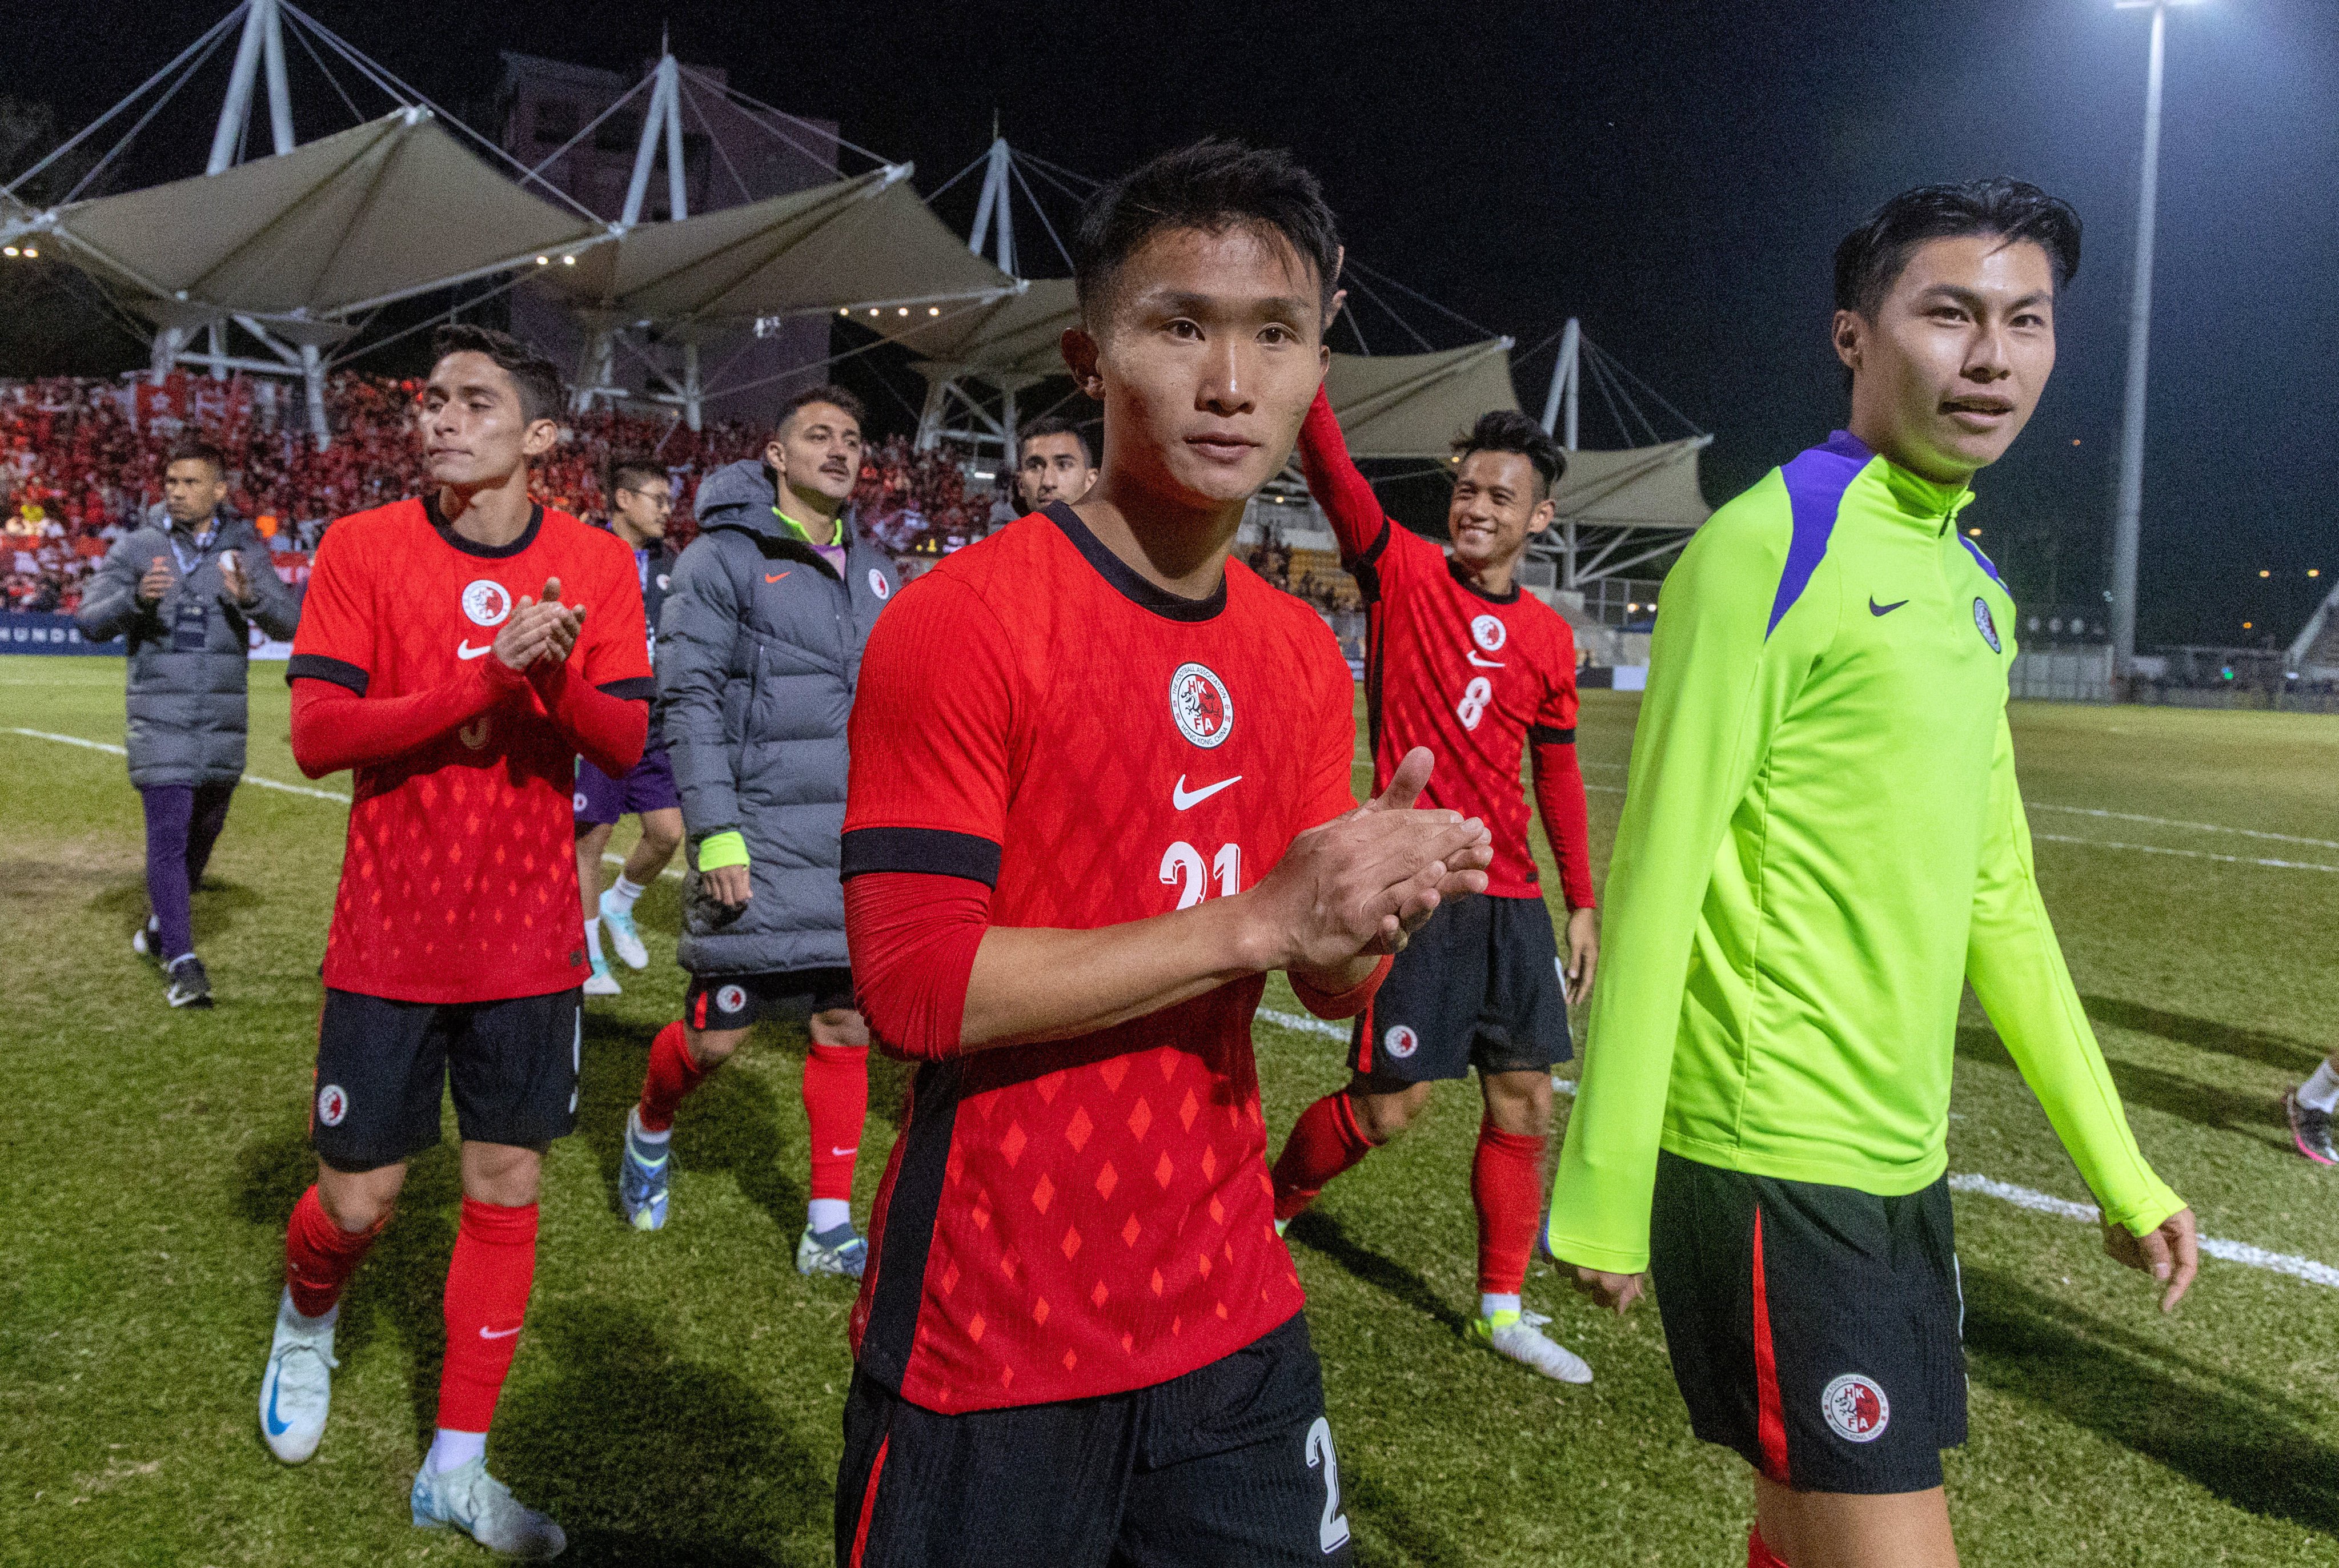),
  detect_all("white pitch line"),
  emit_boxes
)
[2031,832,2339,874]
[1948,1172,2339,1290]
[2028,802,2339,851]
[11,725,681,876]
